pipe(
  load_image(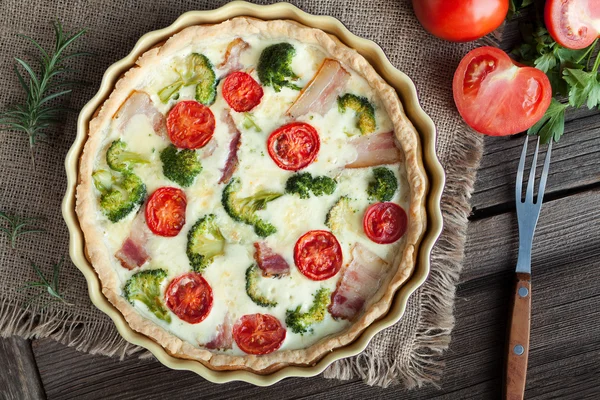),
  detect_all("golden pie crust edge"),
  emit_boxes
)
[75,17,428,374]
